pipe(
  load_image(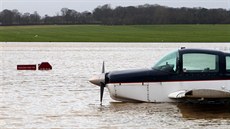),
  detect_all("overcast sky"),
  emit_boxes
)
[1,0,230,16]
